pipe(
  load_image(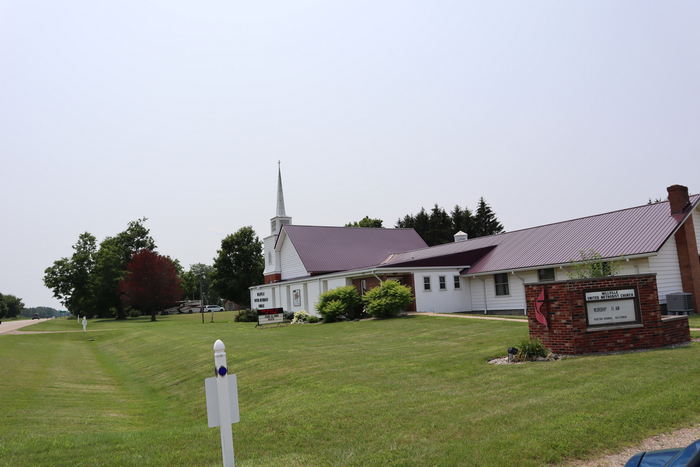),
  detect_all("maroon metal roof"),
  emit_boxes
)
[380,196,700,274]
[282,225,428,274]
